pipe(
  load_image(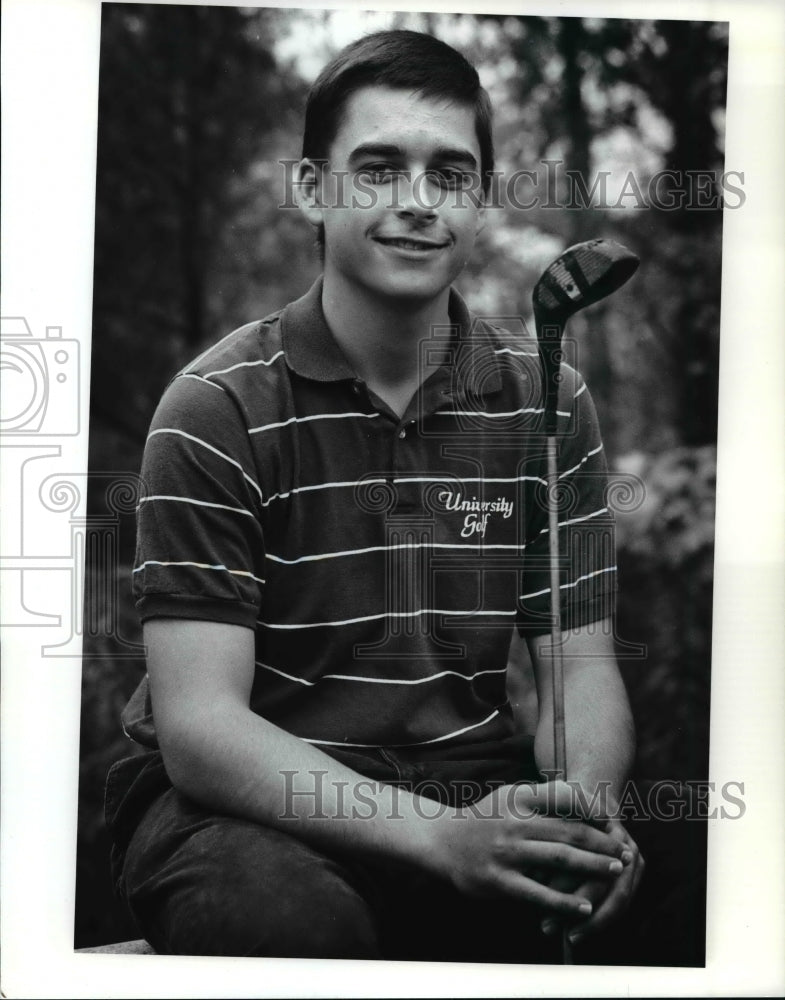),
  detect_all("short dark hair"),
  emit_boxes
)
[303,29,494,189]
[301,30,495,252]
